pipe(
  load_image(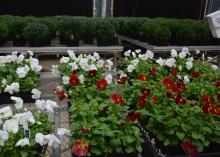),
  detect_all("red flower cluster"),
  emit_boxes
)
[96,79,108,90]
[138,96,147,108]
[151,96,158,103]
[162,77,186,92]
[72,140,89,157]
[201,95,214,104]
[215,80,220,88]
[111,93,124,105]
[69,75,80,86]
[141,88,150,97]
[88,70,97,77]
[126,111,141,122]
[202,105,220,115]
[138,73,148,82]
[166,92,187,105]
[149,67,157,77]
[117,77,127,85]
[192,71,200,78]
[162,77,174,86]
[59,90,68,101]
[181,141,198,157]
